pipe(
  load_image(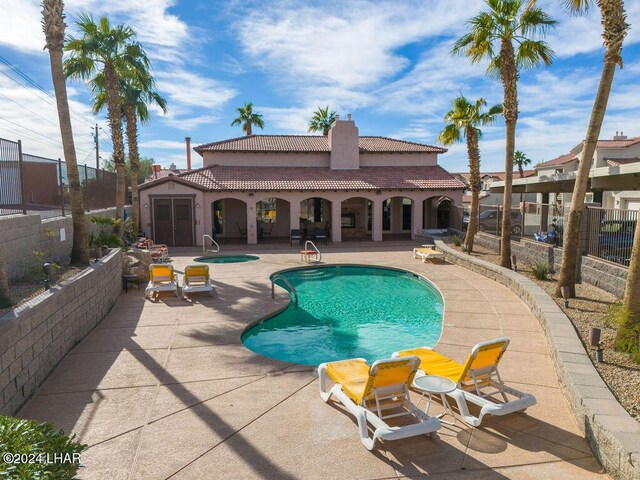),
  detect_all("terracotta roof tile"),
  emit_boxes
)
[194,135,446,154]
[176,165,464,191]
[605,157,640,166]
[597,137,640,148]
[536,152,577,168]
